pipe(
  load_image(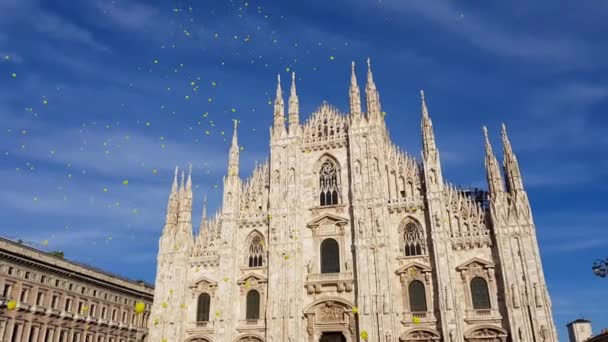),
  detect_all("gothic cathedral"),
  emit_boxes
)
[149,59,558,342]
